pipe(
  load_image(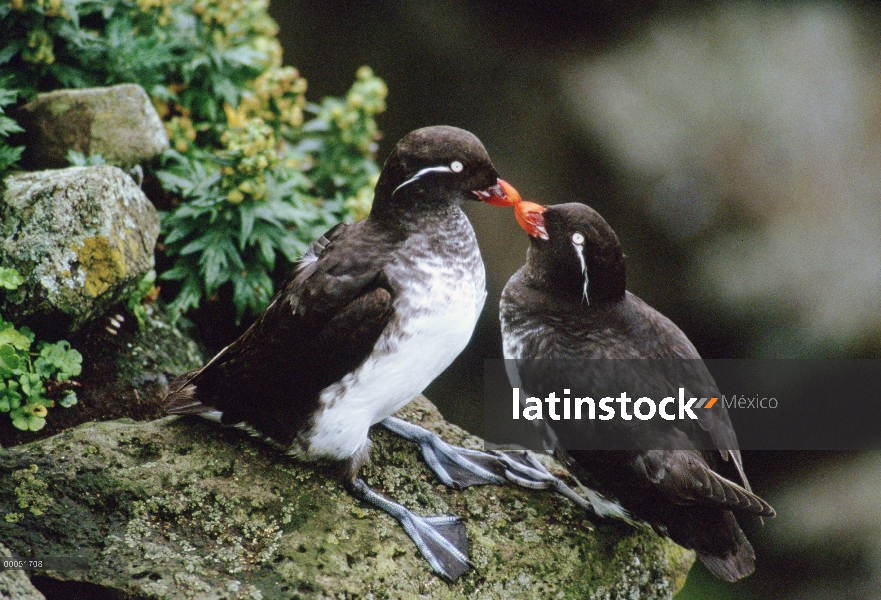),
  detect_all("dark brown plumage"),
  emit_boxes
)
[500,201,775,582]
